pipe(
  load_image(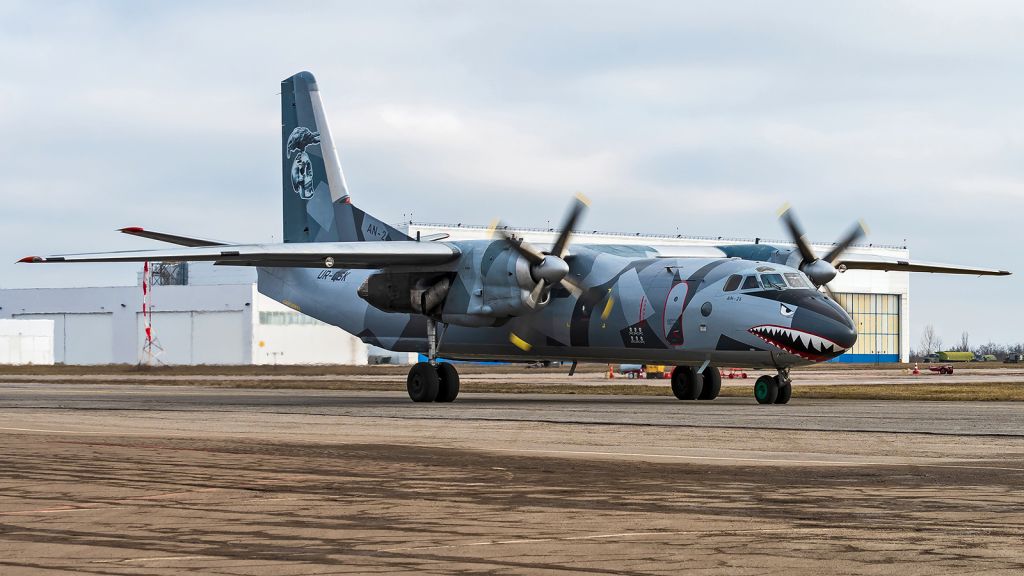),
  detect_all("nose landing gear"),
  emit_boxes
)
[406,318,461,403]
[754,369,792,405]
